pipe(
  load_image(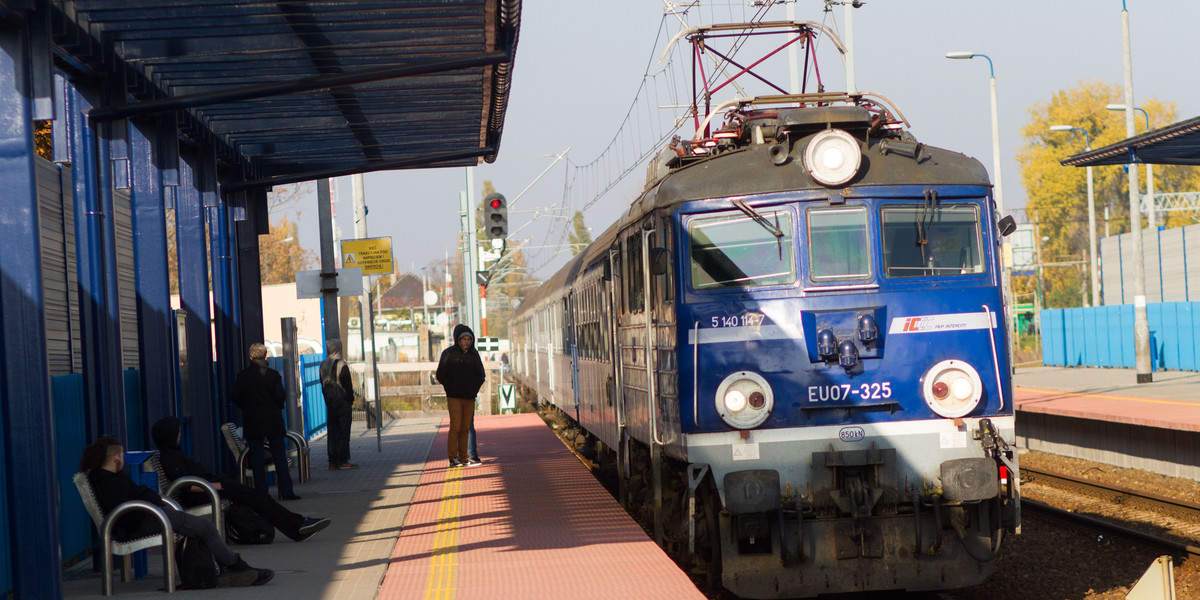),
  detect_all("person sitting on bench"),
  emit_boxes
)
[151,417,331,542]
[80,436,274,587]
